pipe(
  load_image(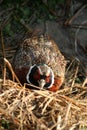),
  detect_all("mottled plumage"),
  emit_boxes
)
[13,35,66,91]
